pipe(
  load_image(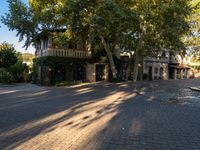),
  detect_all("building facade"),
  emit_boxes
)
[35,30,191,85]
[143,50,190,80]
[35,31,109,85]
